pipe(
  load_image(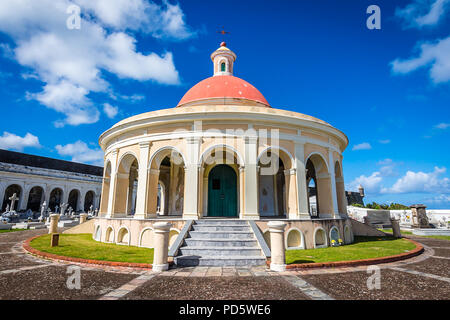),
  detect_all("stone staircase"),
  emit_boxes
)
[174,220,267,267]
